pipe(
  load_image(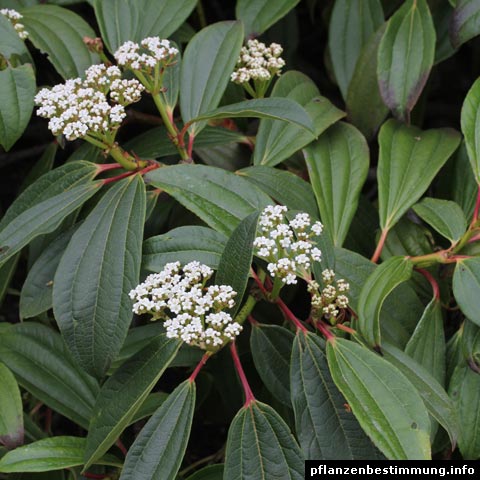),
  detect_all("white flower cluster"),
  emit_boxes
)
[308,269,350,320]
[254,205,323,285]
[114,37,178,71]
[1,9,28,40]
[35,64,144,141]
[231,39,285,84]
[129,261,242,350]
